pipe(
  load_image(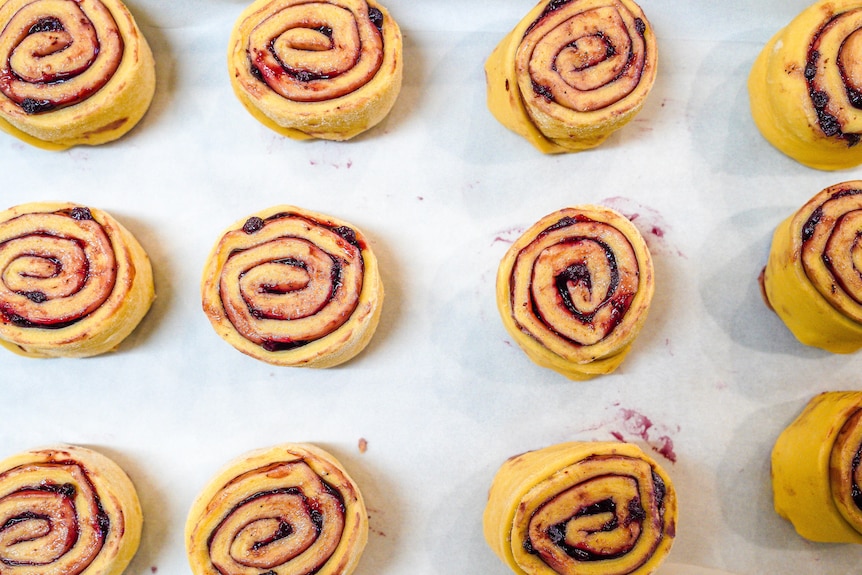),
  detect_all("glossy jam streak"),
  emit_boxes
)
[532,80,554,102]
[261,339,309,352]
[801,207,822,243]
[368,7,383,31]
[22,291,47,303]
[20,98,55,114]
[28,17,62,34]
[243,216,265,234]
[635,18,646,36]
[69,207,93,221]
[333,226,360,248]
